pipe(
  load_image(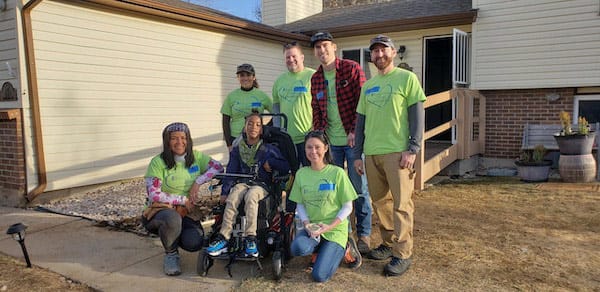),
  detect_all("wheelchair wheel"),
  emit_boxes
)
[283,221,296,263]
[272,250,283,281]
[197,251,213,276]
